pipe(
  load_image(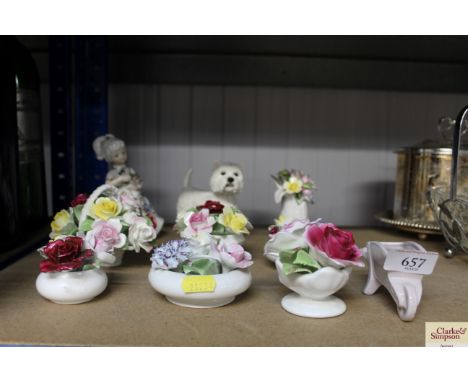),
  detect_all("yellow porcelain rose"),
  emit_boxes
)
[90,197,122,220]
[219,207,250,235]
[283,176,303,194]
[50,209,77,238]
